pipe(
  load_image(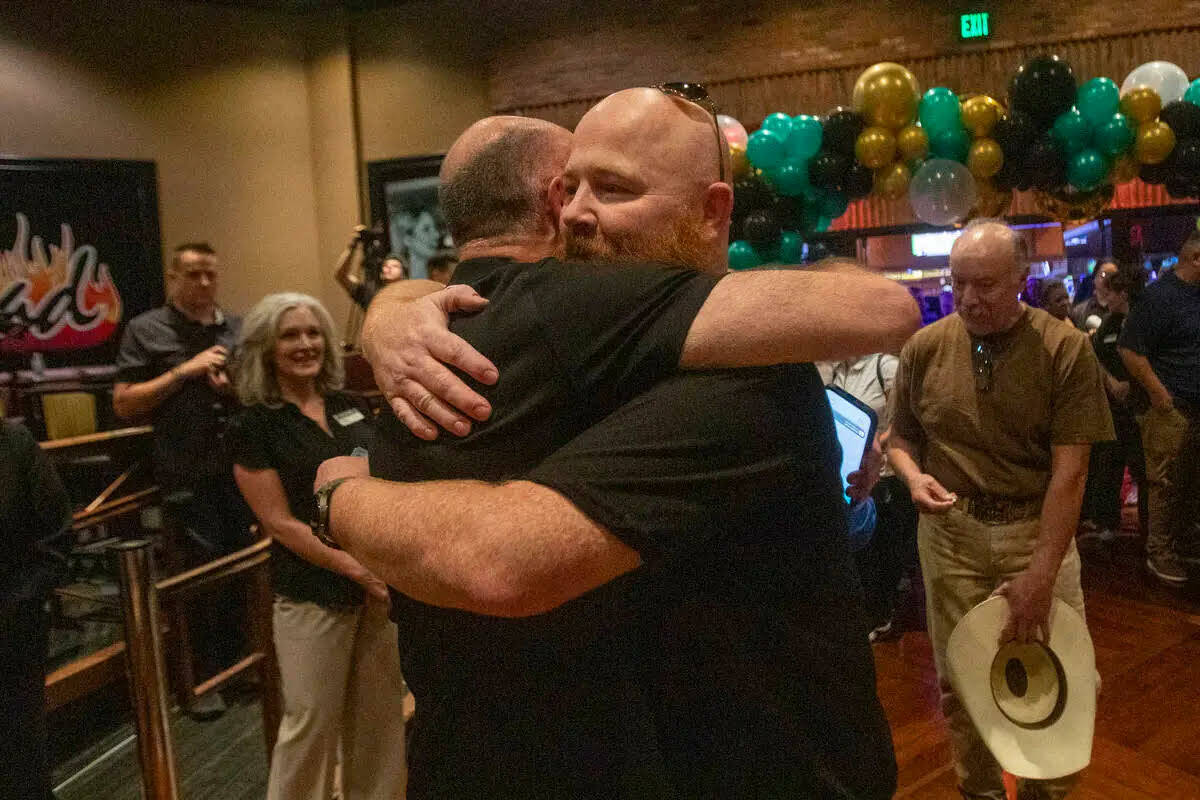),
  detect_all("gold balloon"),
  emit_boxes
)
[730,143,750,180]
[961,95,1005,138]
[970,180,1013,220]
[1033,184,1114,225]
[852,62,921,129]
[897,125,930,161]
[1135,120,1176,165]
[874,162,912,200]
[967,138,1004,179]
[855,126,897,169]
[1111,155,1139,184]
[1120,86,1163,124]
